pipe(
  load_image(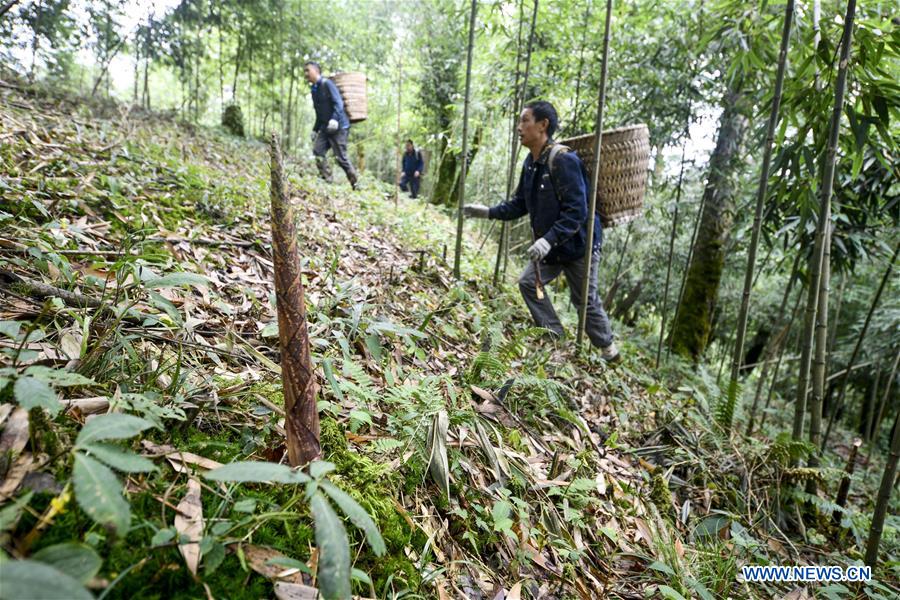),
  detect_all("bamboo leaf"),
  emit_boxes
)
[72,452,130,534]
[144,272,209,289]
[310,491,351,600]
[425,410,450,498]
